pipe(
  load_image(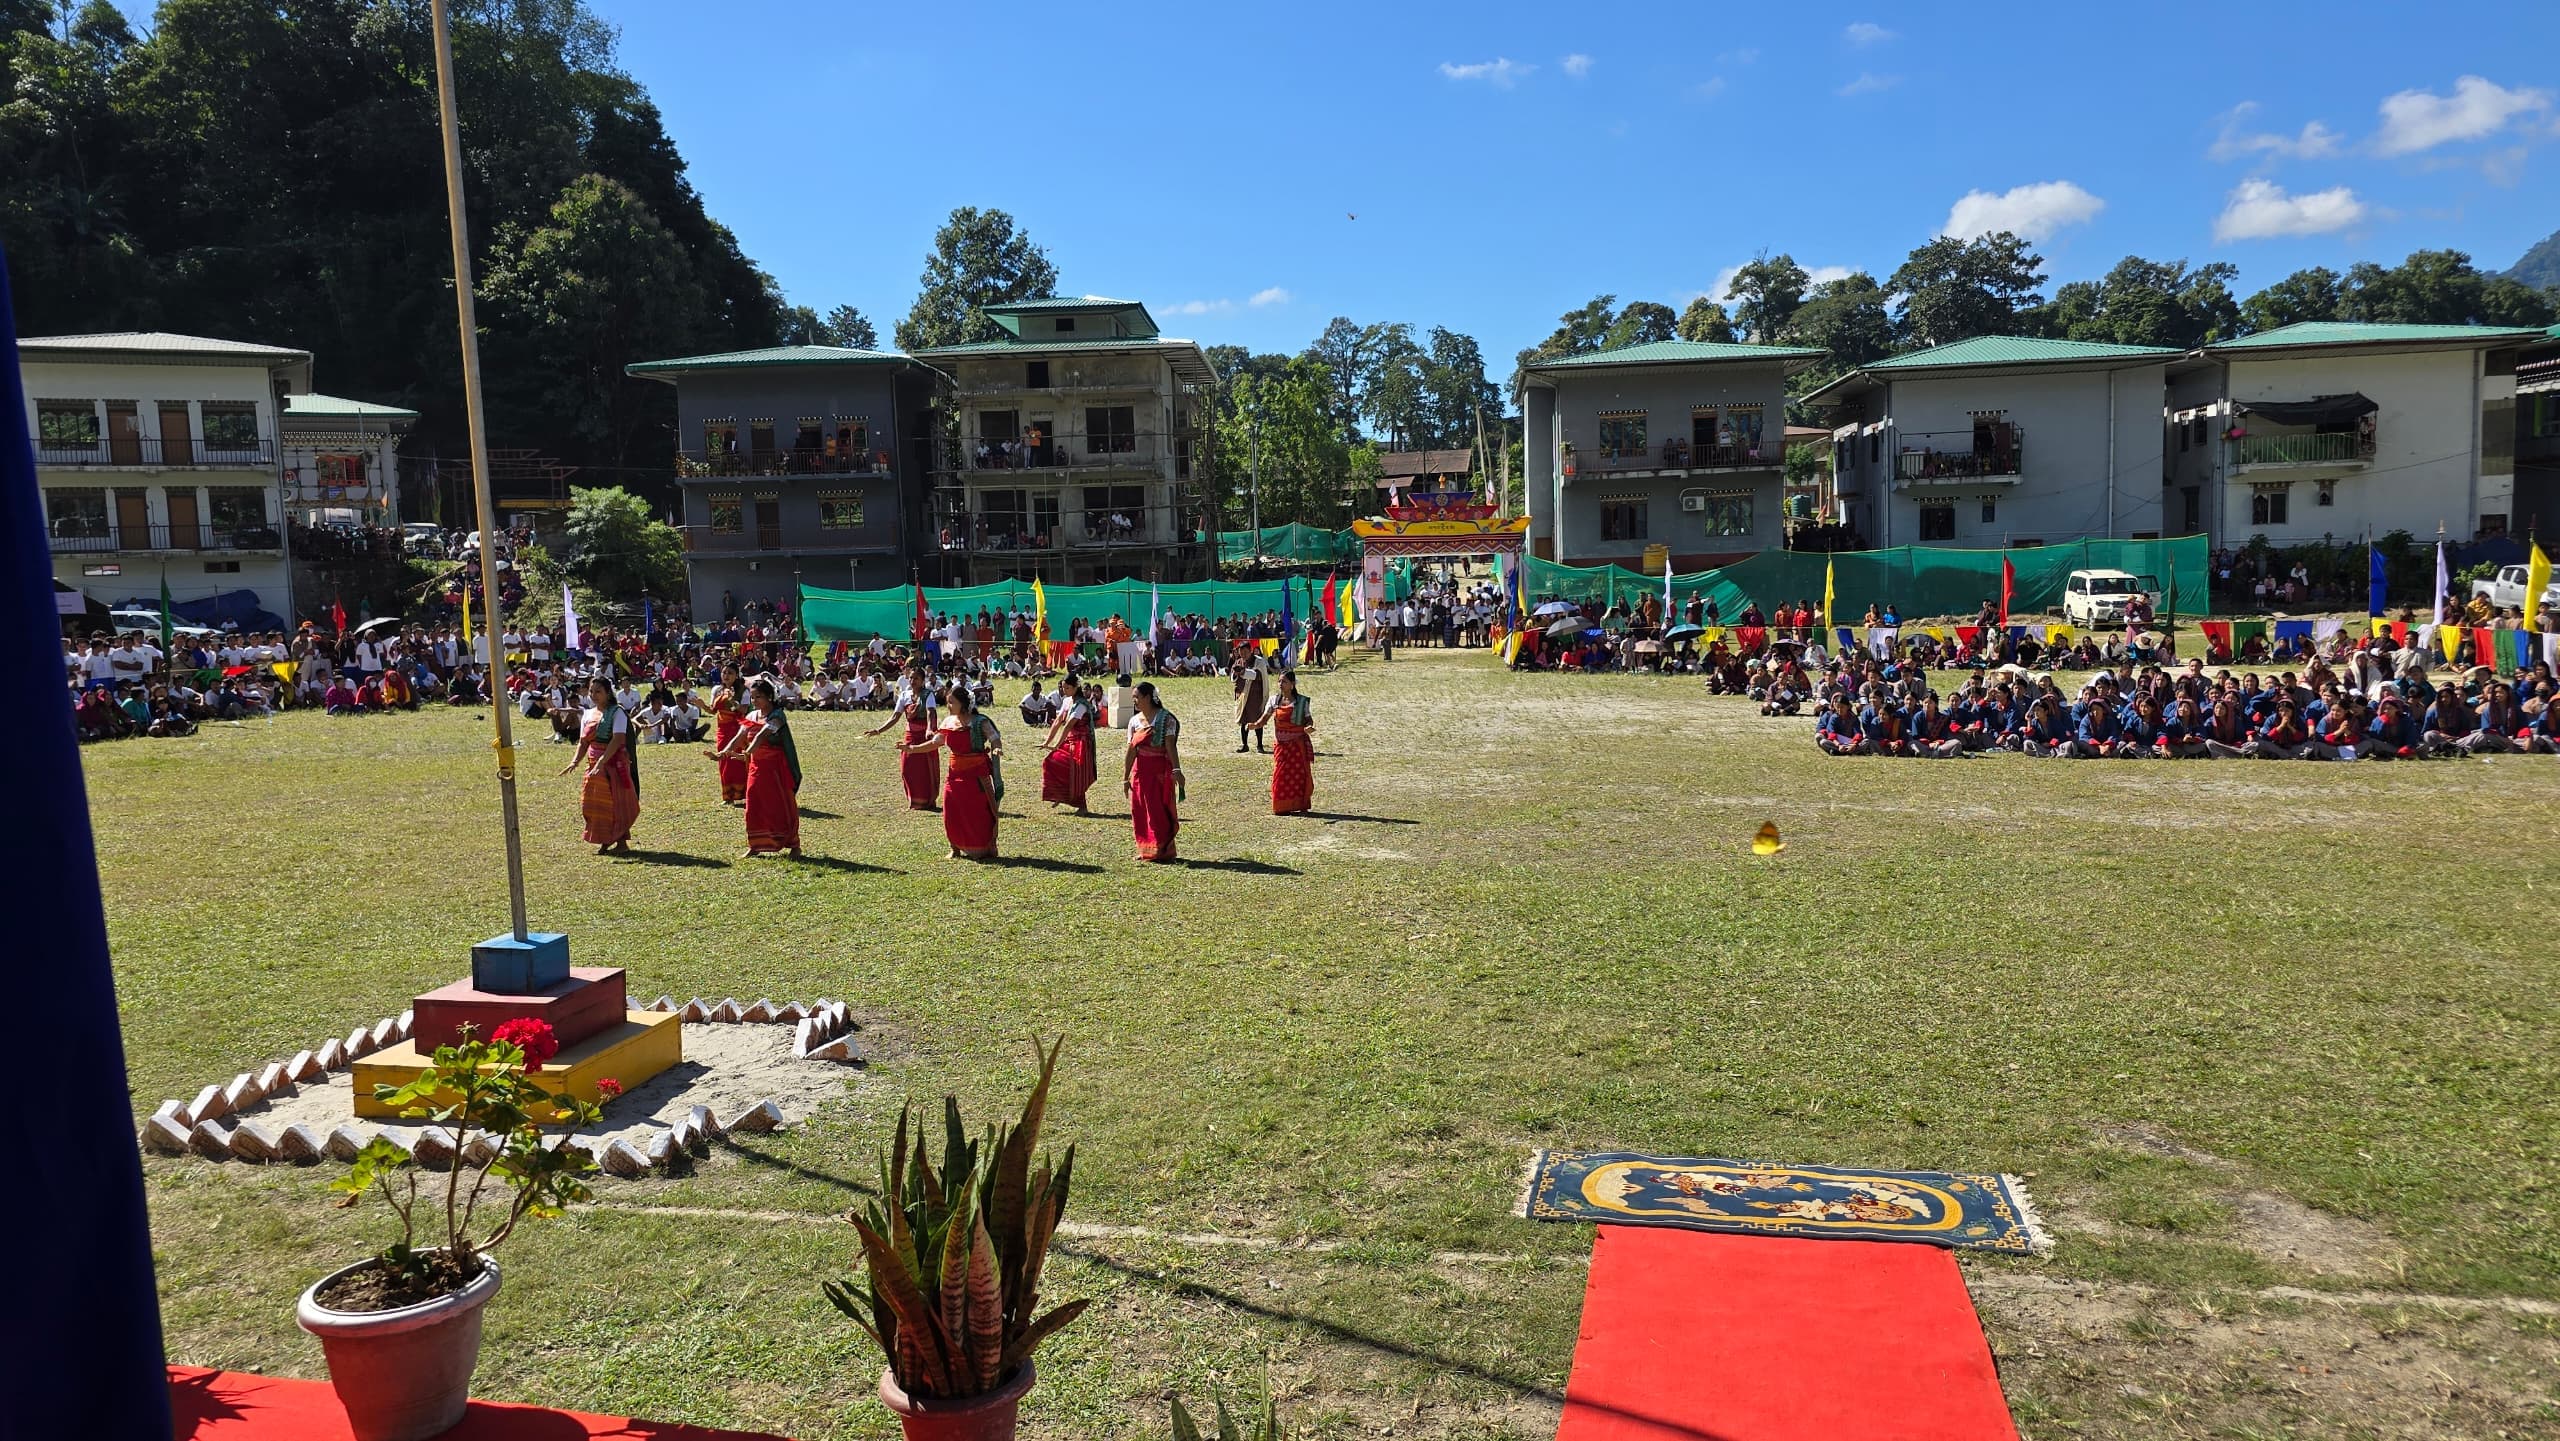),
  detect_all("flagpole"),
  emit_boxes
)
[430,0,530,942]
